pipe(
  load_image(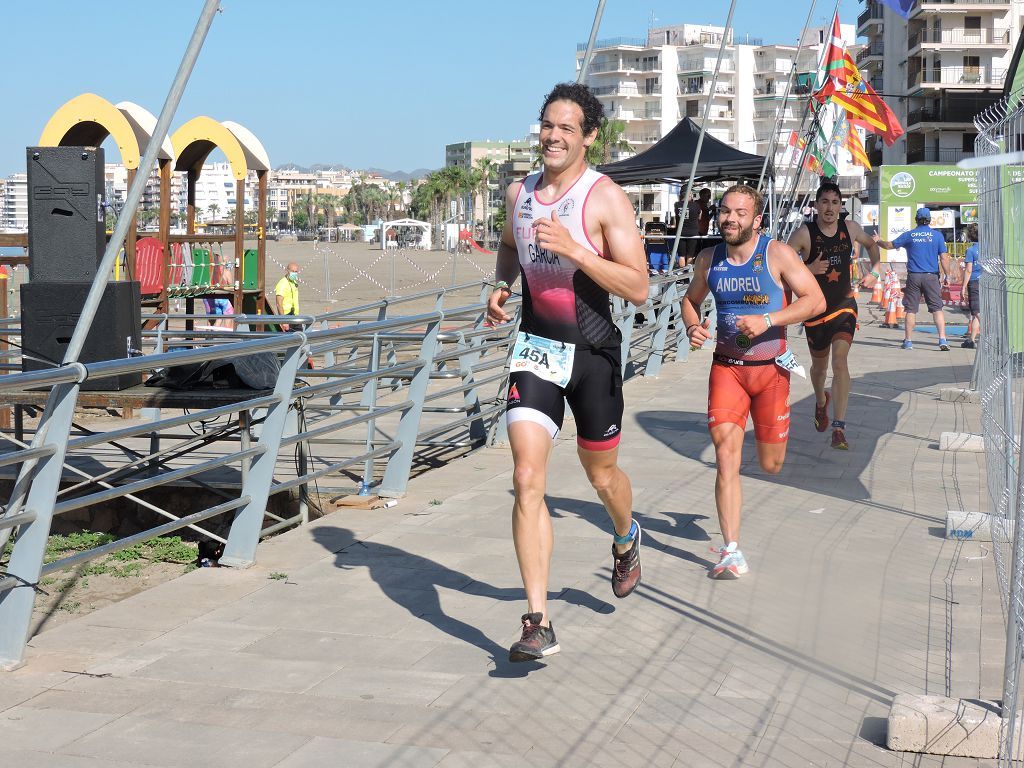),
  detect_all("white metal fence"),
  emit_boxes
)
[975,94,1024,764]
